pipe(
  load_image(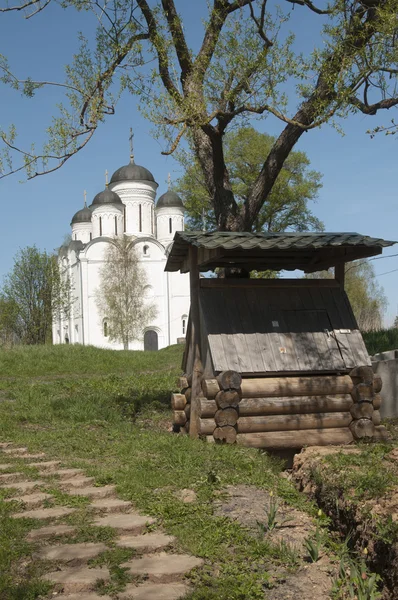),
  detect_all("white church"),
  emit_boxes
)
[53,151,190,351]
